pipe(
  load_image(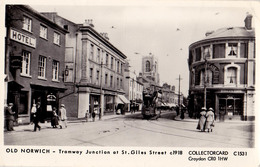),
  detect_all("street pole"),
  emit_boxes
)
[131,78,134,113]
[204,58,207,109]
[177,75,182,115]
[99,59,103,120]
